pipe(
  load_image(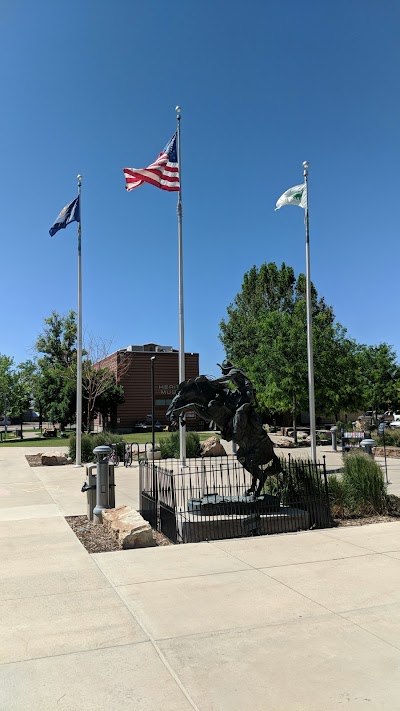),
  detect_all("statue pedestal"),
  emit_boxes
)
[188,493,281,515]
